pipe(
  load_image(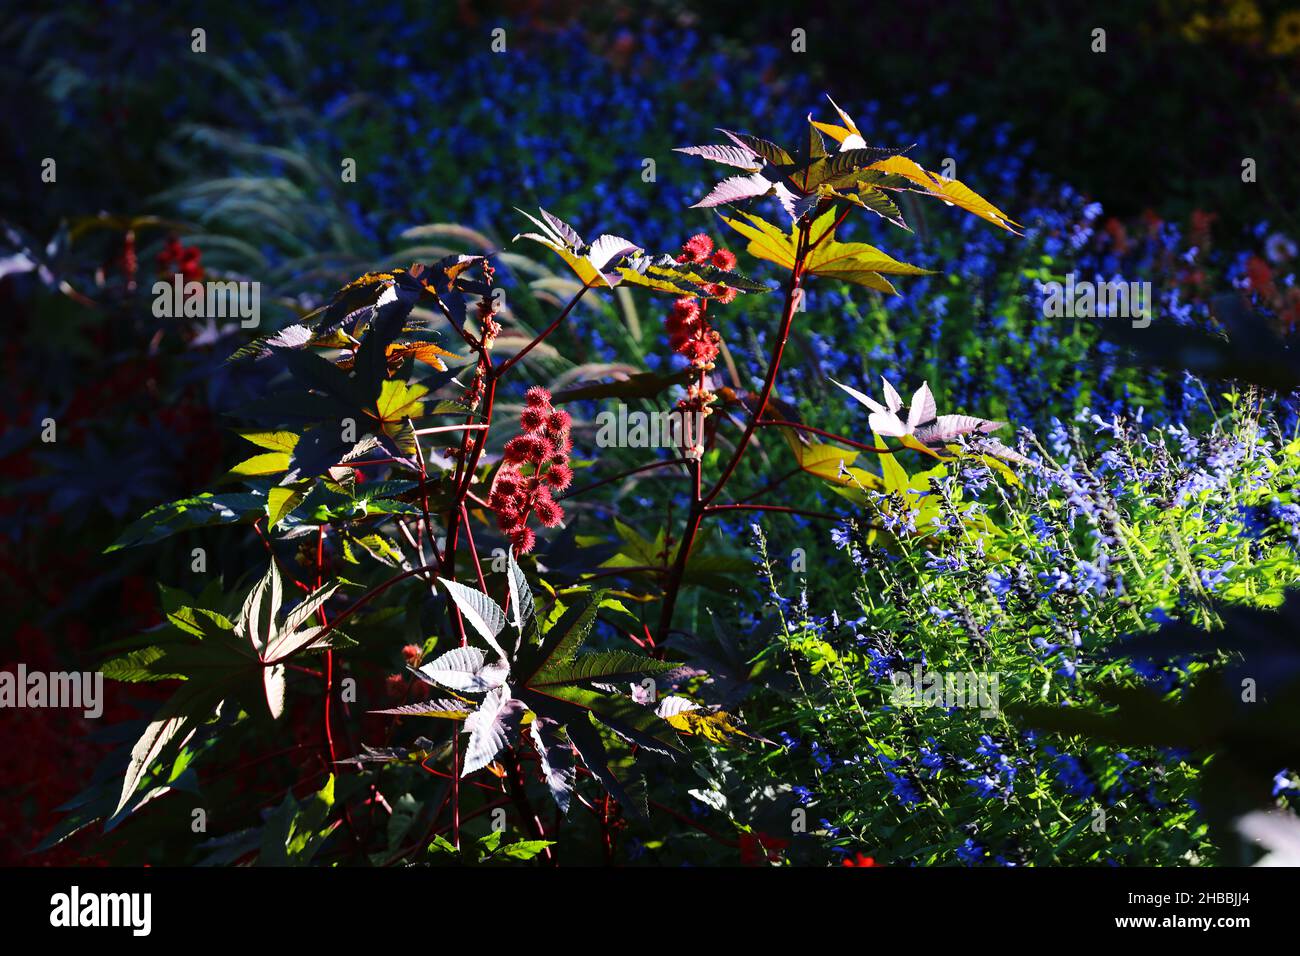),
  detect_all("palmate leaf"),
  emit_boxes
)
[690,172,774,209]
[101,646,186,683]
[529,649,677,690]
[244,272,444,481]
[239,559,283,655]
[655,695,770,746]
[268,486,305,528]
[818,184,909,231]
[627,255,769,294]
[719,129,793,167]
[766,415,883,503]
[229,563,340,717]
[720,209,932,293]
[529,717,576,813]
[673,143,763,171]
[867,154,1021,233]
[515,591,603,685]
[385,571,689,811]
[808,95,1020,233]
[107,492,266,552]
[462,686,526,775]
[419,646,509,693]
[560,711,639,813]
[113,680,226,818]
[370,698,473,719]
[439,577,511,661]
[526,684,685,757]
[506,549,540,648]
[514,207,643,289]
